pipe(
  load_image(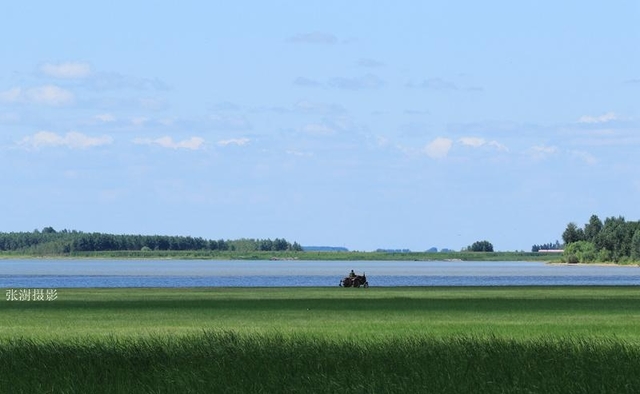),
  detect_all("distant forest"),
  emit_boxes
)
[0,227,303,254]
